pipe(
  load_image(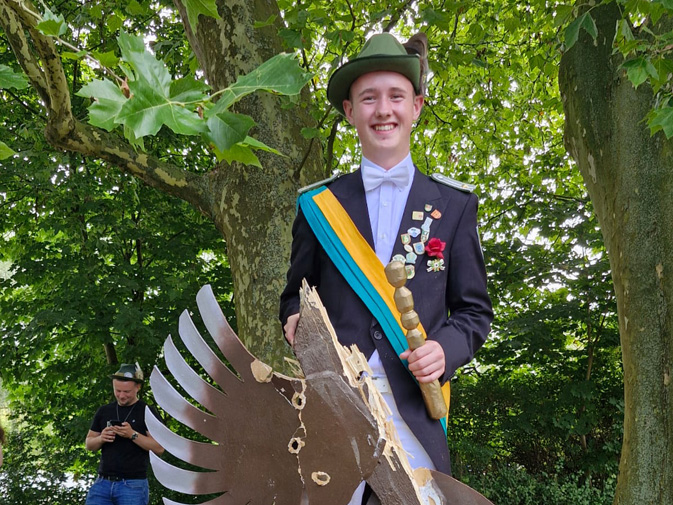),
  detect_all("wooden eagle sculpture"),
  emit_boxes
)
[145,284,494,505]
